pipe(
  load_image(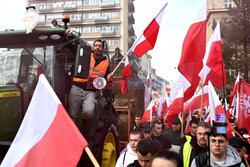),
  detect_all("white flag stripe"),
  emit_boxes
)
[155,4,167,24]
[199,21,221,80]
[194,0,206,22]
[131,35,146,51]
[1,74,60,166]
